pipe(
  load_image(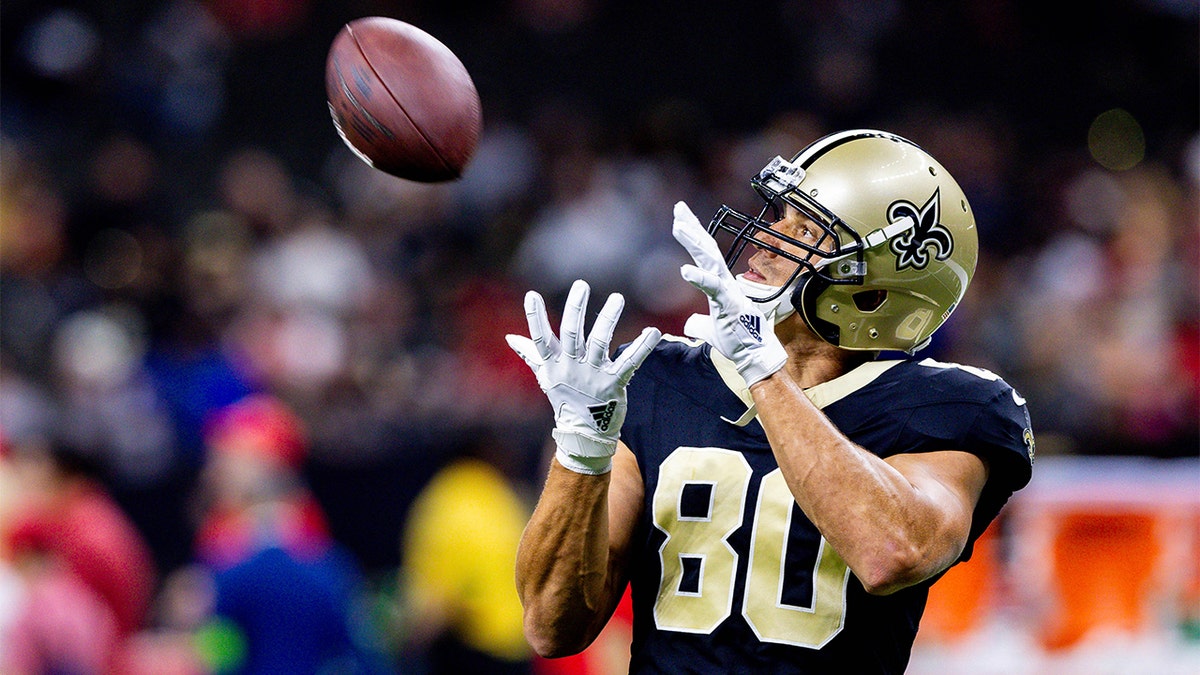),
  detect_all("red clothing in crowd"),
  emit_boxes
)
[8,481,158,637]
